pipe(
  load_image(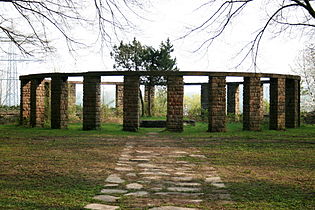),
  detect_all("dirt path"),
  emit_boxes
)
[85,134,231,209]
